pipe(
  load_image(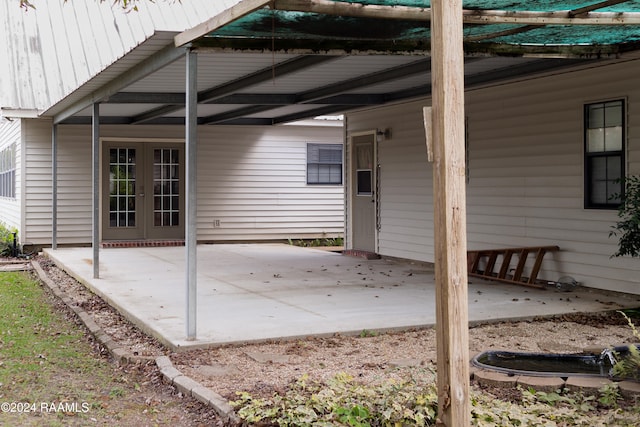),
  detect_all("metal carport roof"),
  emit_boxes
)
[50,0,640,126]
